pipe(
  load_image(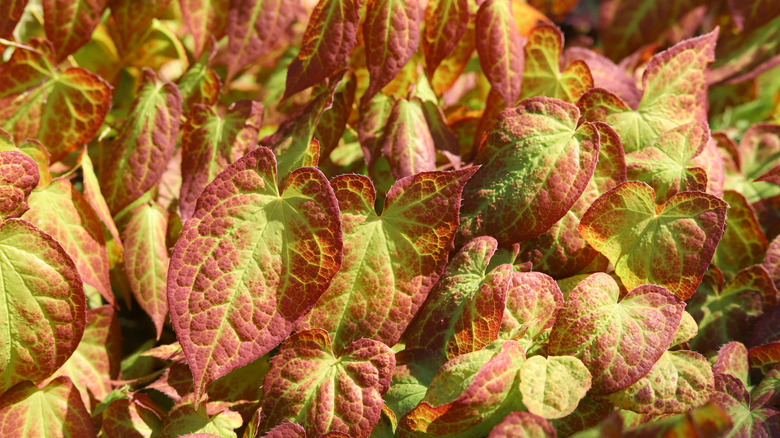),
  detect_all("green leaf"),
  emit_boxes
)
[459,97,601,246]
[521,24,593,103]
[101,393,162,437]
[487,412,556,438]
[607,351,714,415]
[499,271,564,353]
[670,311,698,347]
[475,0,524,105]
[157,403,242,438]
[0,150,39,221]
[713,191,768,278]
[0,219,86,393]
[722,123,780,203]
[519,355,591,419]
[384,348,446,420]
[299,168,476,353]
[710,373,780,438]
[168,147,342,406]
[259,329,395,438]
[177,47,221,114]
[0,377,96,437]
[579,181,728,299]
[98,69,182,215]
[380,98,437,179]
[548,273,685,394]
[0,39,112,162]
